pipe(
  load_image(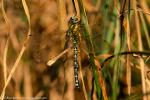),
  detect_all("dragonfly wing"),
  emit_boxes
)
[80,31,113,55]
[92,33,112,55]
